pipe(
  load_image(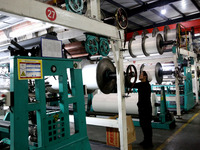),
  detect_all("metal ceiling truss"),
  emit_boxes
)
[103,0,155,28]
[128,12,200,32]
[150,9,169,21]
[126,0,181,17]
[191,0,200,12]
[104,0,200,33]
[169,4,185,17]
